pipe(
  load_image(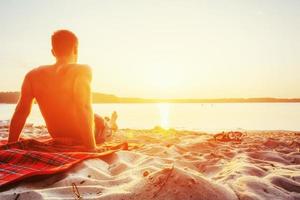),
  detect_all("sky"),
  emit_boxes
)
[0,0,299,98]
